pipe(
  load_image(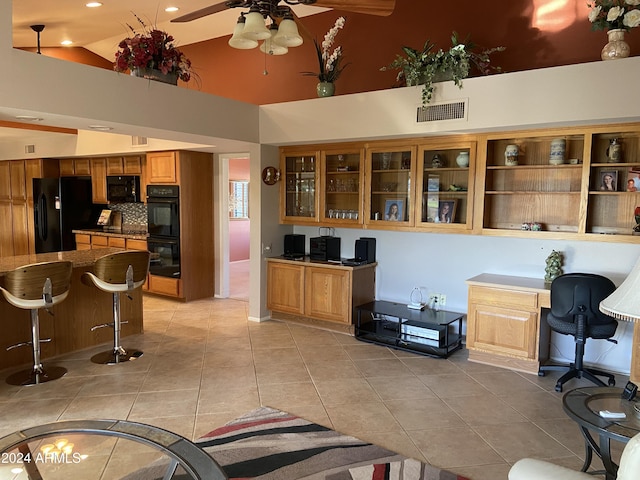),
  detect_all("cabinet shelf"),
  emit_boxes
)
[487,164,582,170]
[371,191,409,195]
[423,167,469,173]
[486,191,580,195]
